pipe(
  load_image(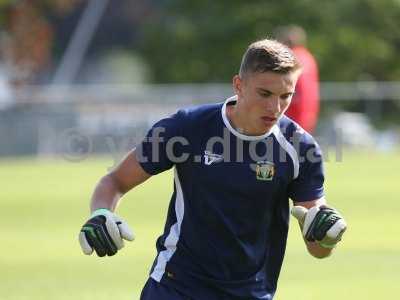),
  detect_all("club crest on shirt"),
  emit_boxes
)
[255,161,275,181]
